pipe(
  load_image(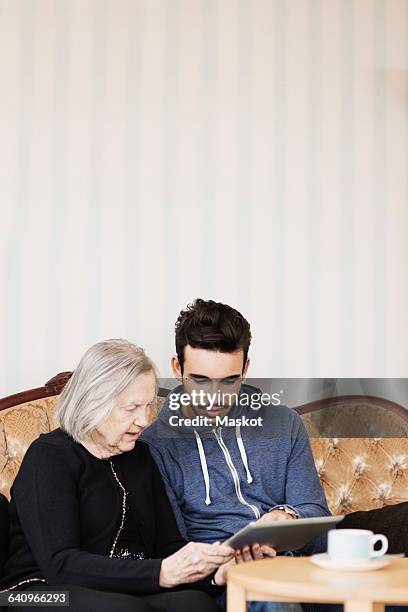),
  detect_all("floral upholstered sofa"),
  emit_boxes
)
[1,374,408,516]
